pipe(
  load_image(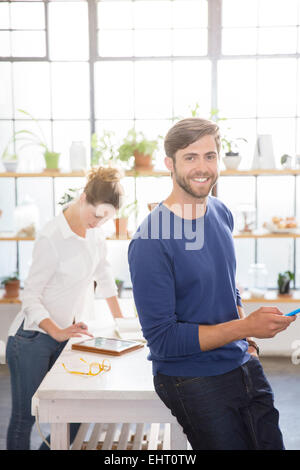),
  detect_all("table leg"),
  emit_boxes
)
[170,422,187,450]
[50,423,70,450]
